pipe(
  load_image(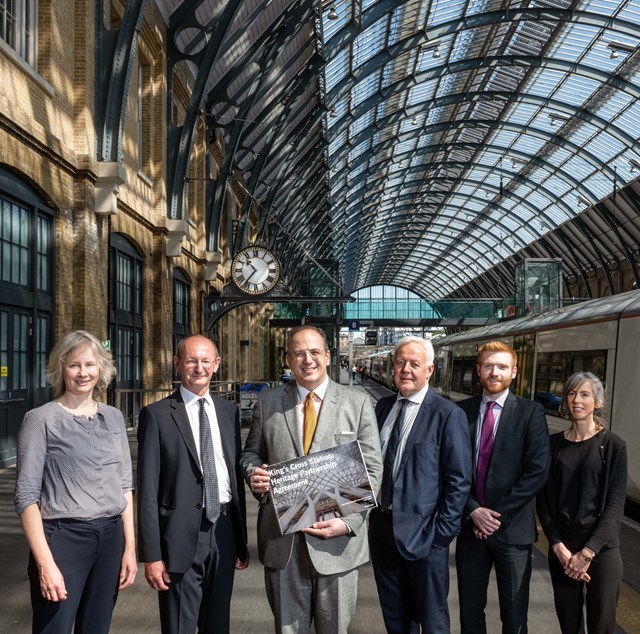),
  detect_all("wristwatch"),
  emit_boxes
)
[579,550,593,562]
